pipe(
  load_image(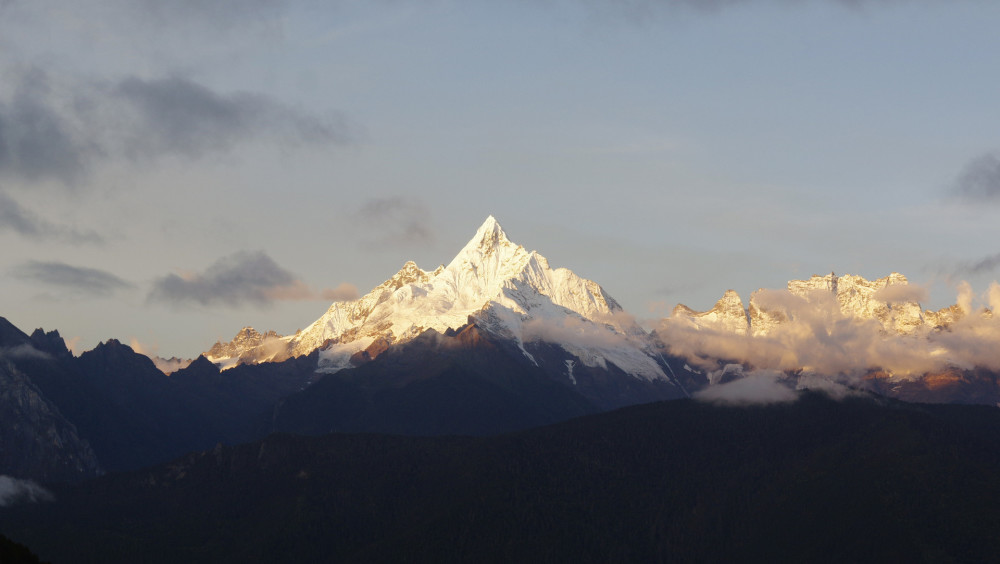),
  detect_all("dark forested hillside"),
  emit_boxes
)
[5,392,1000,563]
